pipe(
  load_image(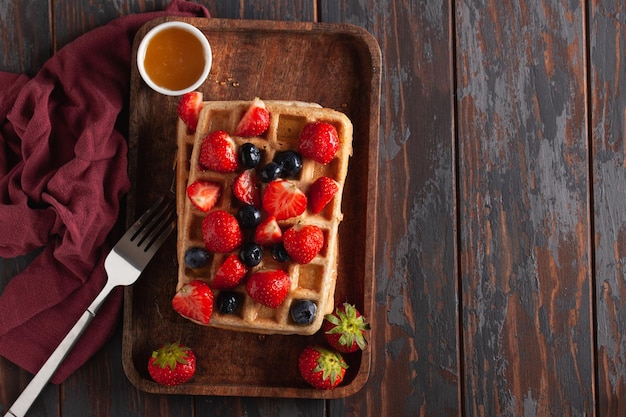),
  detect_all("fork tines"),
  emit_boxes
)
[127,196,177,254]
